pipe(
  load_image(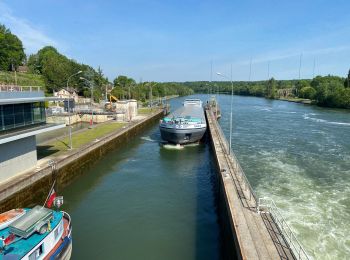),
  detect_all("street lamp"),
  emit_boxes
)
[66,70,82,149]
[146,82,157,109]
[217,69,233,155]
[80,77,94,127]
